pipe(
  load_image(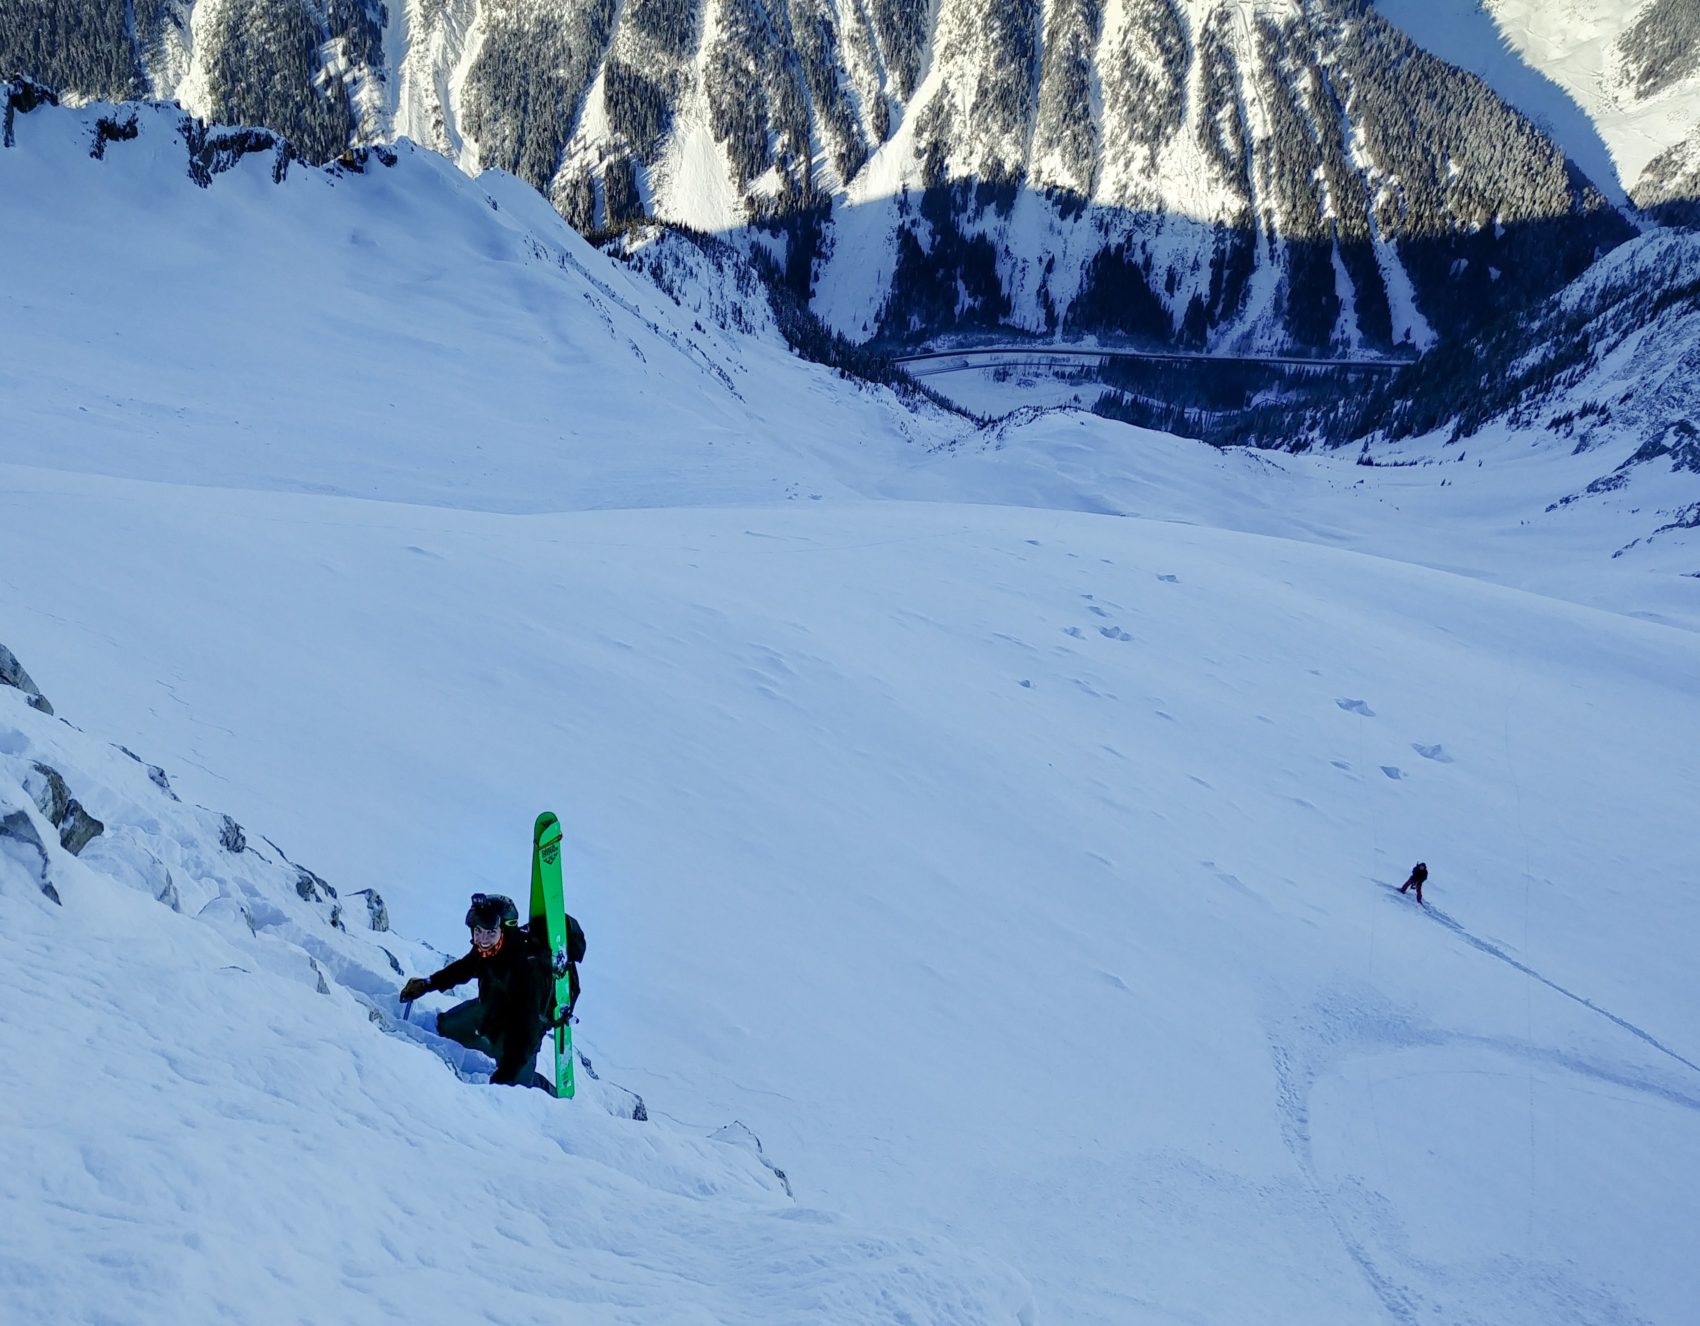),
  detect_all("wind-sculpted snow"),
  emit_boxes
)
[0,94,957,510]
